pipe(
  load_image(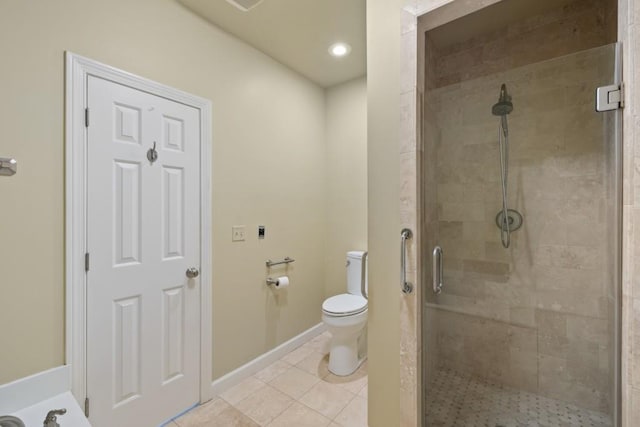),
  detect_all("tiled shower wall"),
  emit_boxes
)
[431,0,617,88]
[425,45,617,413]
[619,0,640,424]
[402,0,640,425]
[399,6,420,425]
